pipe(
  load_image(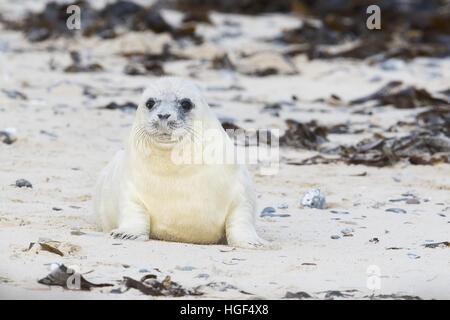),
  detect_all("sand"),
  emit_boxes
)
[0,1,449,300]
